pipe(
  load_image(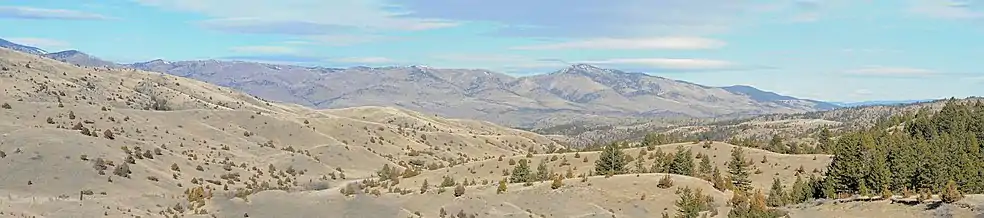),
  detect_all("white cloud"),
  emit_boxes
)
[330,57,395,64]
[578,58,737,70]
[229,46,298,54]
[510,37,725,50]
[303,34,394,46]
[854,89,874,95]
[910,0,984,19]
[6,37,71,49]
[844,66,940,76]
[134,0,457,35]
[0,6,112,20]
